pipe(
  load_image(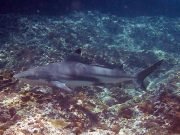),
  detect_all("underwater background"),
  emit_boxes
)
[0,0,180,135]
